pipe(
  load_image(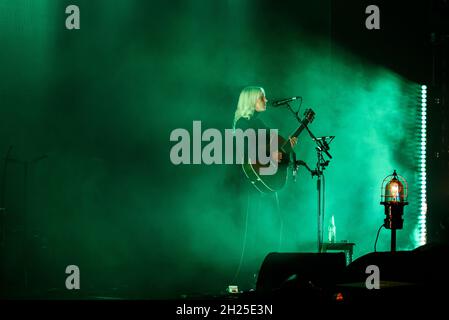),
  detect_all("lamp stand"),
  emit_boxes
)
[391,229,396,252]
